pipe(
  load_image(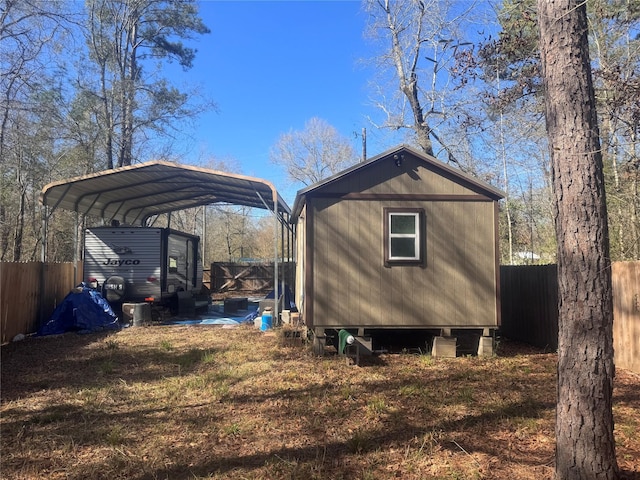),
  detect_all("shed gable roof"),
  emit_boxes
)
[291,145,505,221]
